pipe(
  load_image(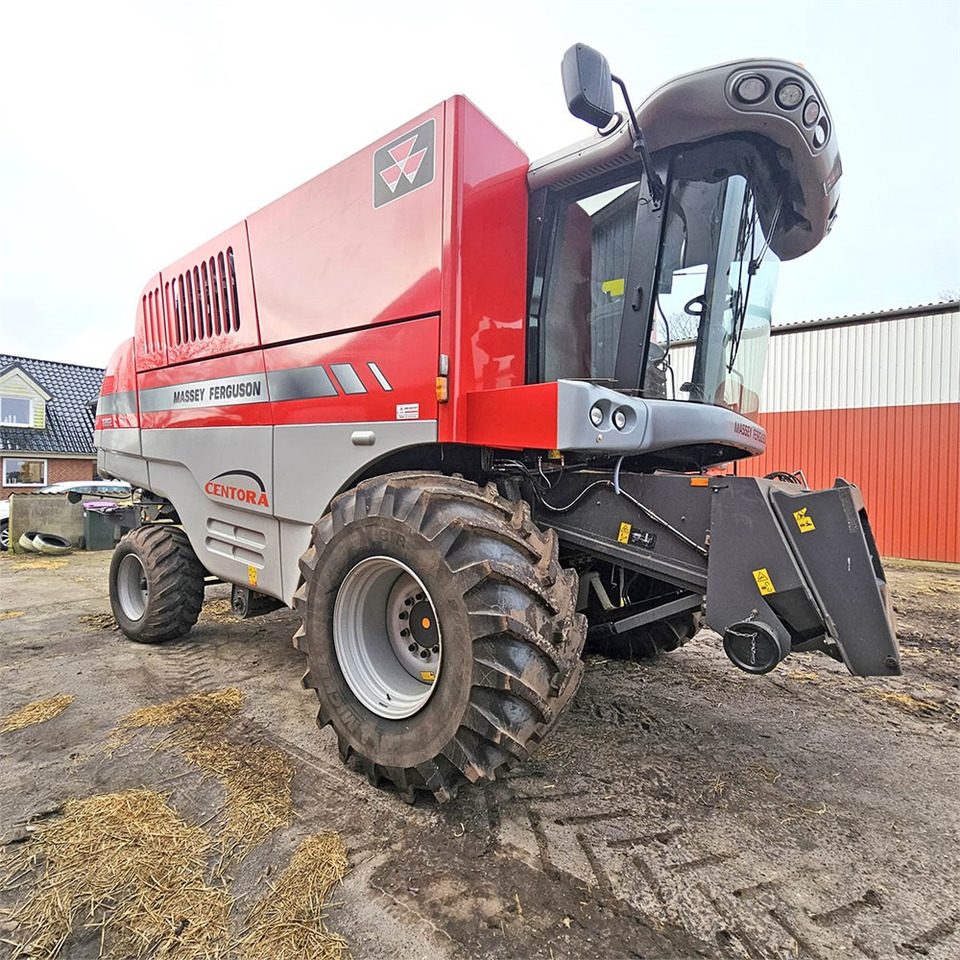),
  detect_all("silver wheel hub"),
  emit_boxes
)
[334,557,442,720]
[117,553,148,621]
